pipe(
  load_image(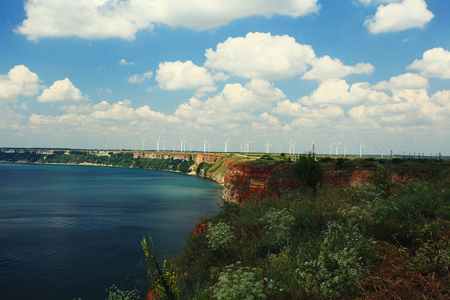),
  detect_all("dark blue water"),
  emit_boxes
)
[0,163,222,300]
